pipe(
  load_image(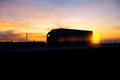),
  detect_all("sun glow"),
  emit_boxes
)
[92,35,101,44]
